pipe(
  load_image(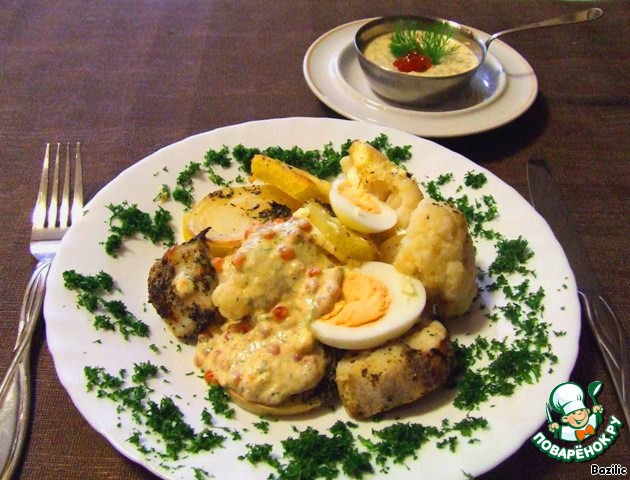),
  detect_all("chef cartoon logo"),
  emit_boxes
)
[531,381,624,462]
[547,381,603,442]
